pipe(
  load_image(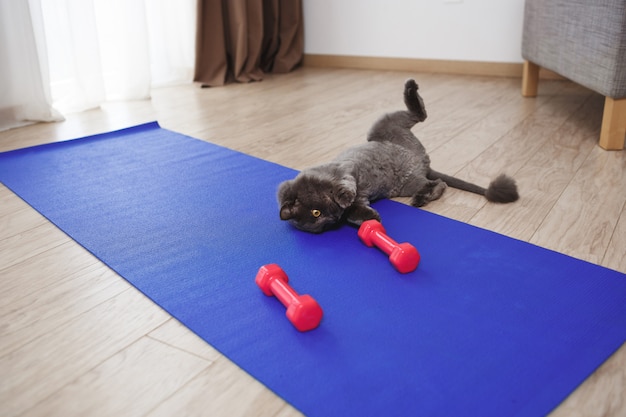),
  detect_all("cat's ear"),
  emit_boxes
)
[333,176,357,209]
[280,204,295,220]
[278,180,296,220]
